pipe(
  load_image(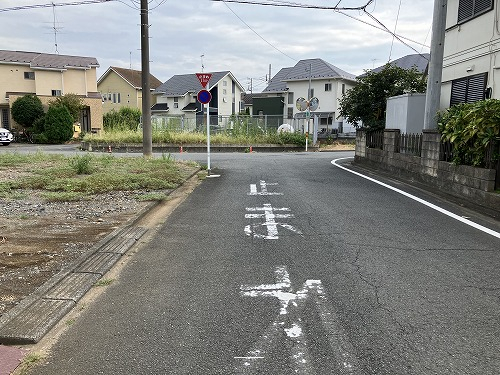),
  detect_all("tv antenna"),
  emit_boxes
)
[51,2,63,54]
